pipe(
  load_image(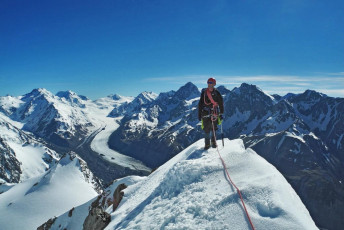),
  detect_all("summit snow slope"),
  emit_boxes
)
[106,138,317,230]
[48,138,318,230]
